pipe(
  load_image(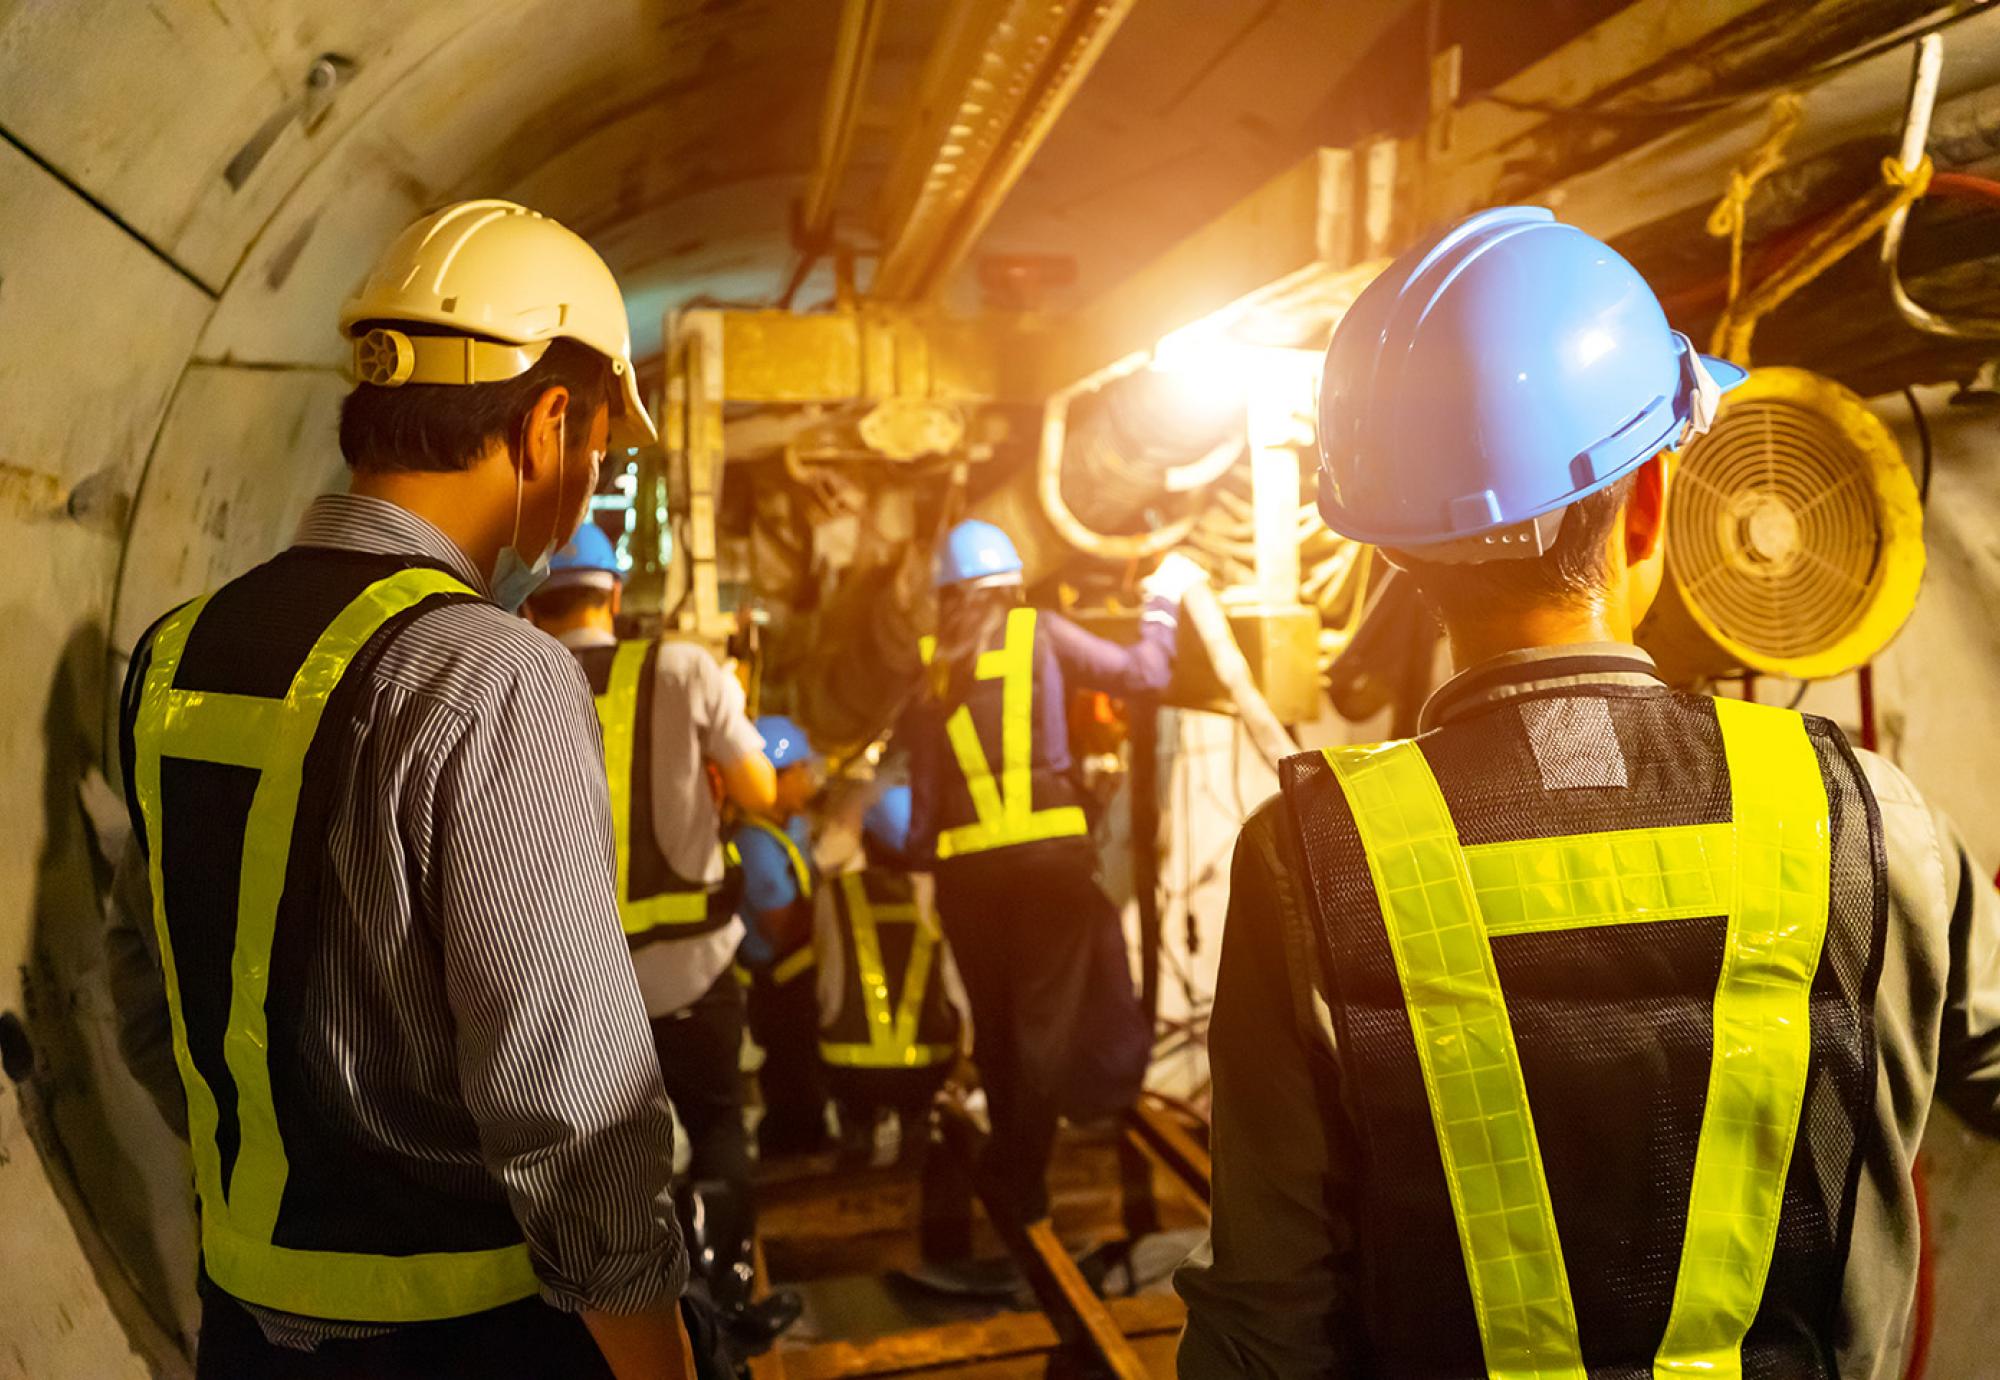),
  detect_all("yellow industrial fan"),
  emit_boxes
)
[1641,366,1925,685]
